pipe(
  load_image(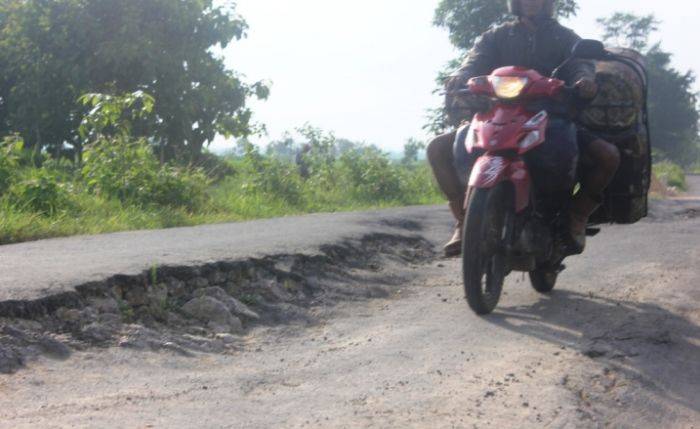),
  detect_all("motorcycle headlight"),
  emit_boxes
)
[491,76,529,99]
